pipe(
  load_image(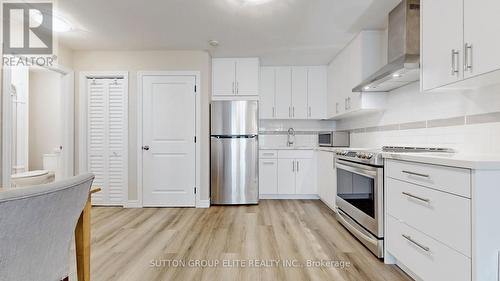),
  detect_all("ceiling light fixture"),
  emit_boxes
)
[208,40,219,47]
[31,10,73,32]
[392,73,402,78]
[233,0,273,6]
[363,86,371,90]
